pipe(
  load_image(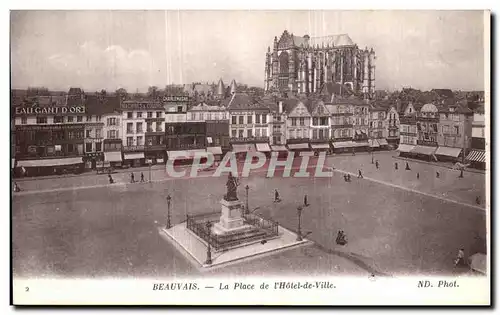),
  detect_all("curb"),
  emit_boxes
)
[392,156,485,174]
